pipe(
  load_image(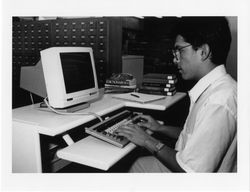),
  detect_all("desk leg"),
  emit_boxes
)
[12,121,42,173]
